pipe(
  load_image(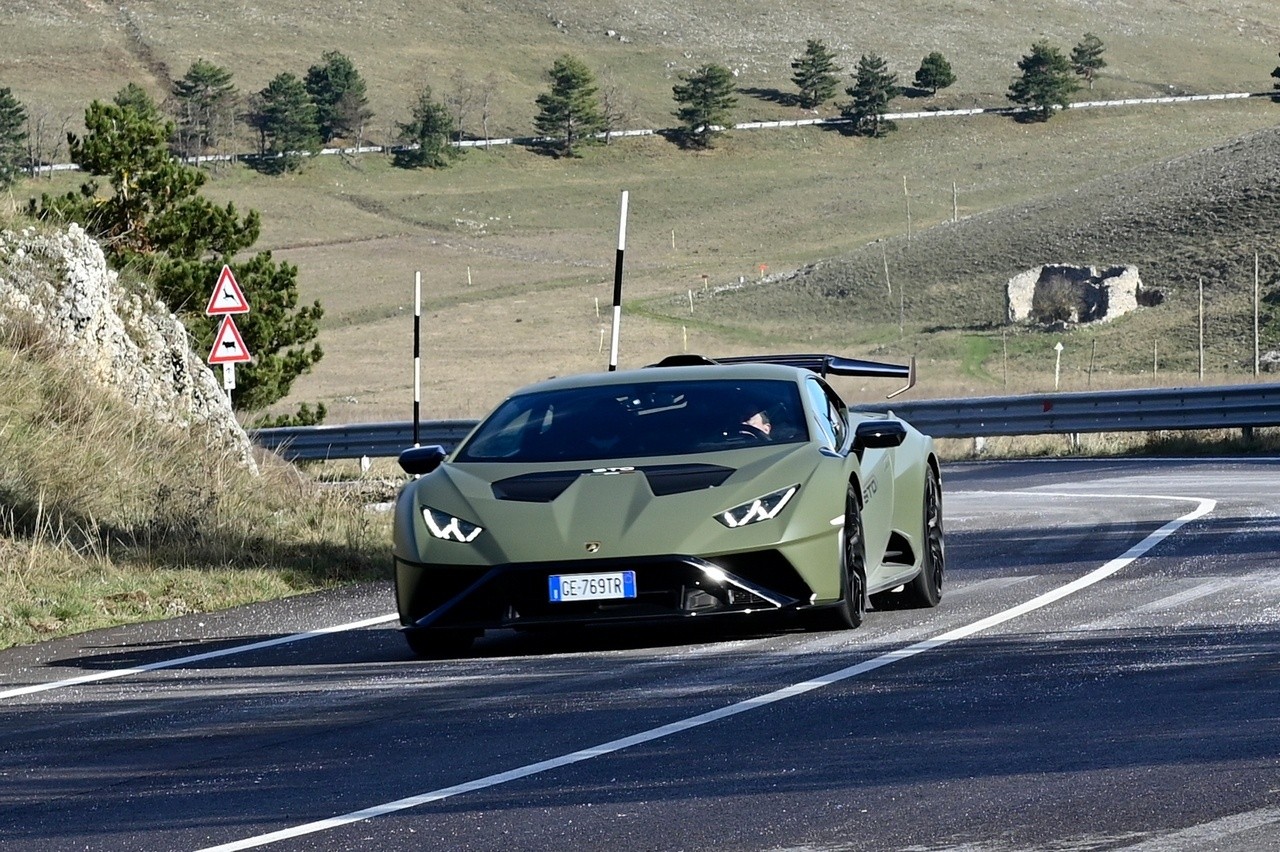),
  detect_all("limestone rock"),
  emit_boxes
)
[1005,264,1156,326]
[0,223,256,470]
